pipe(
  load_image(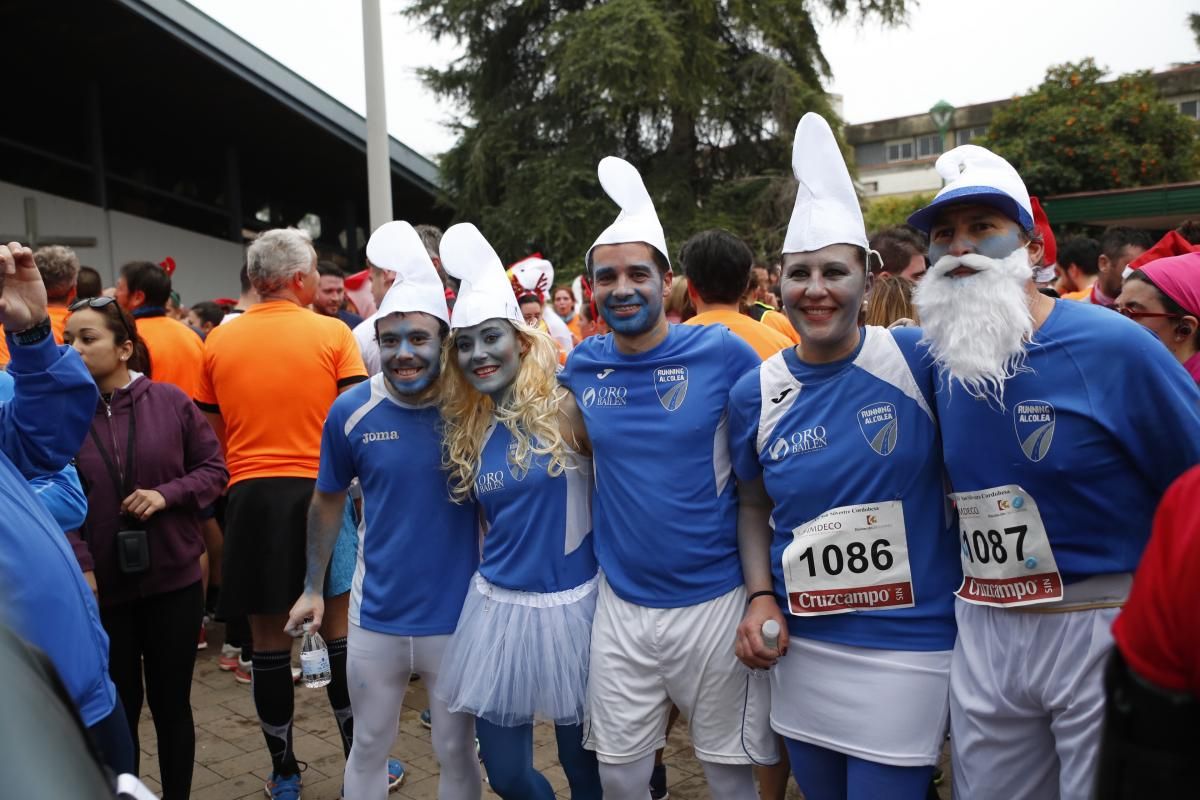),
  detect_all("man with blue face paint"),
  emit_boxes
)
[558,157,776,800]
[908,146,1200,800]
[287,221,482,800]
